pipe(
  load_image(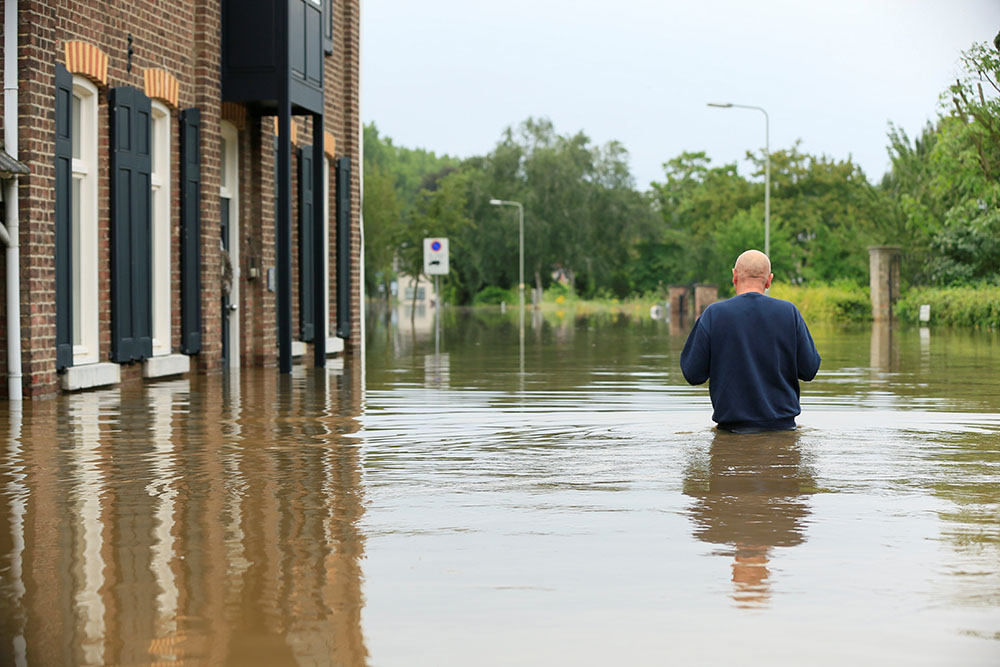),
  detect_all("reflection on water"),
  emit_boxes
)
[870,320,898,373]
[0,366,366,666]
[684,429,813,608]
[0,310,999,665]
